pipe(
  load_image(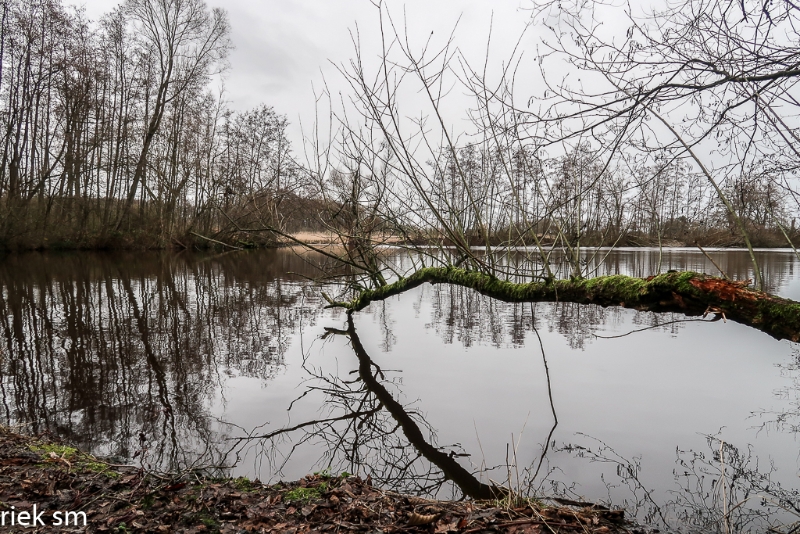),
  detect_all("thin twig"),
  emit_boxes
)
[694,241,730,280]
[592,318,710,339]
[189,231,243,250]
